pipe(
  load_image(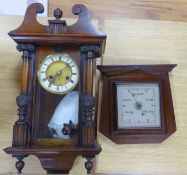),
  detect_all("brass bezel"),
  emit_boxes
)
[37,53,79,95]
